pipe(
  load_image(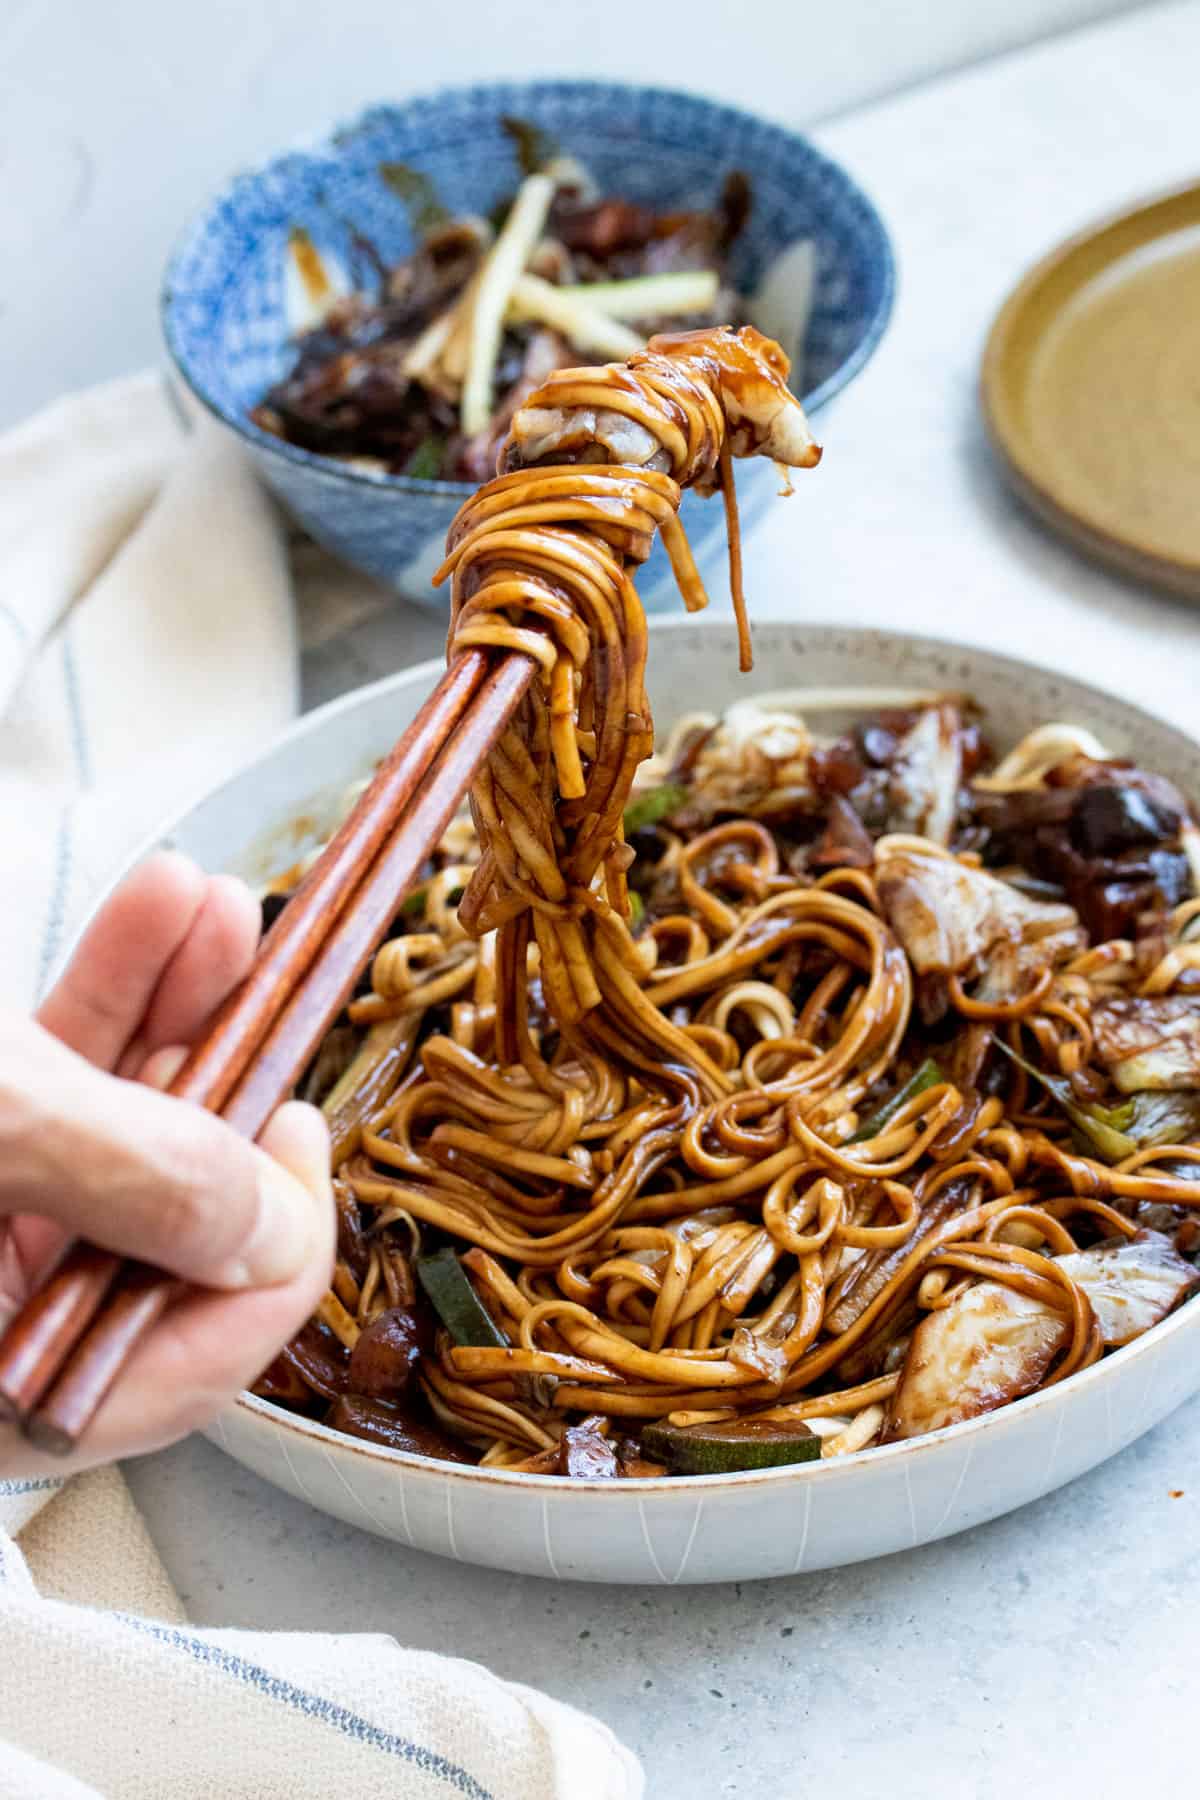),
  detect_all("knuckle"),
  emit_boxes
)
[0,1017,66,1194]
